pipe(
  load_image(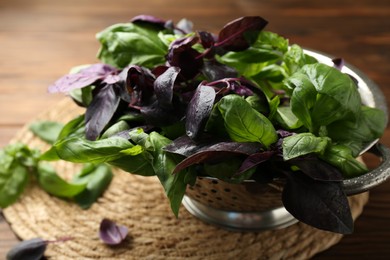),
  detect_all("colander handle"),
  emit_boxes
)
[343,143,390,195]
